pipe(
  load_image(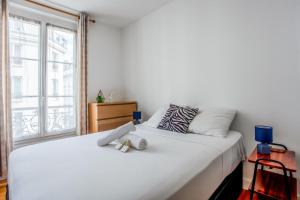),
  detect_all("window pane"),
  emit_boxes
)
[47,97,75,132]
[47,63,74,96]
[12,76,23,97]
[46,25,76,133]
[11,60,39,97]
[9,15,40,139]
[9,16,40,60]
[47,25,75,63]
[11,97,39,139]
